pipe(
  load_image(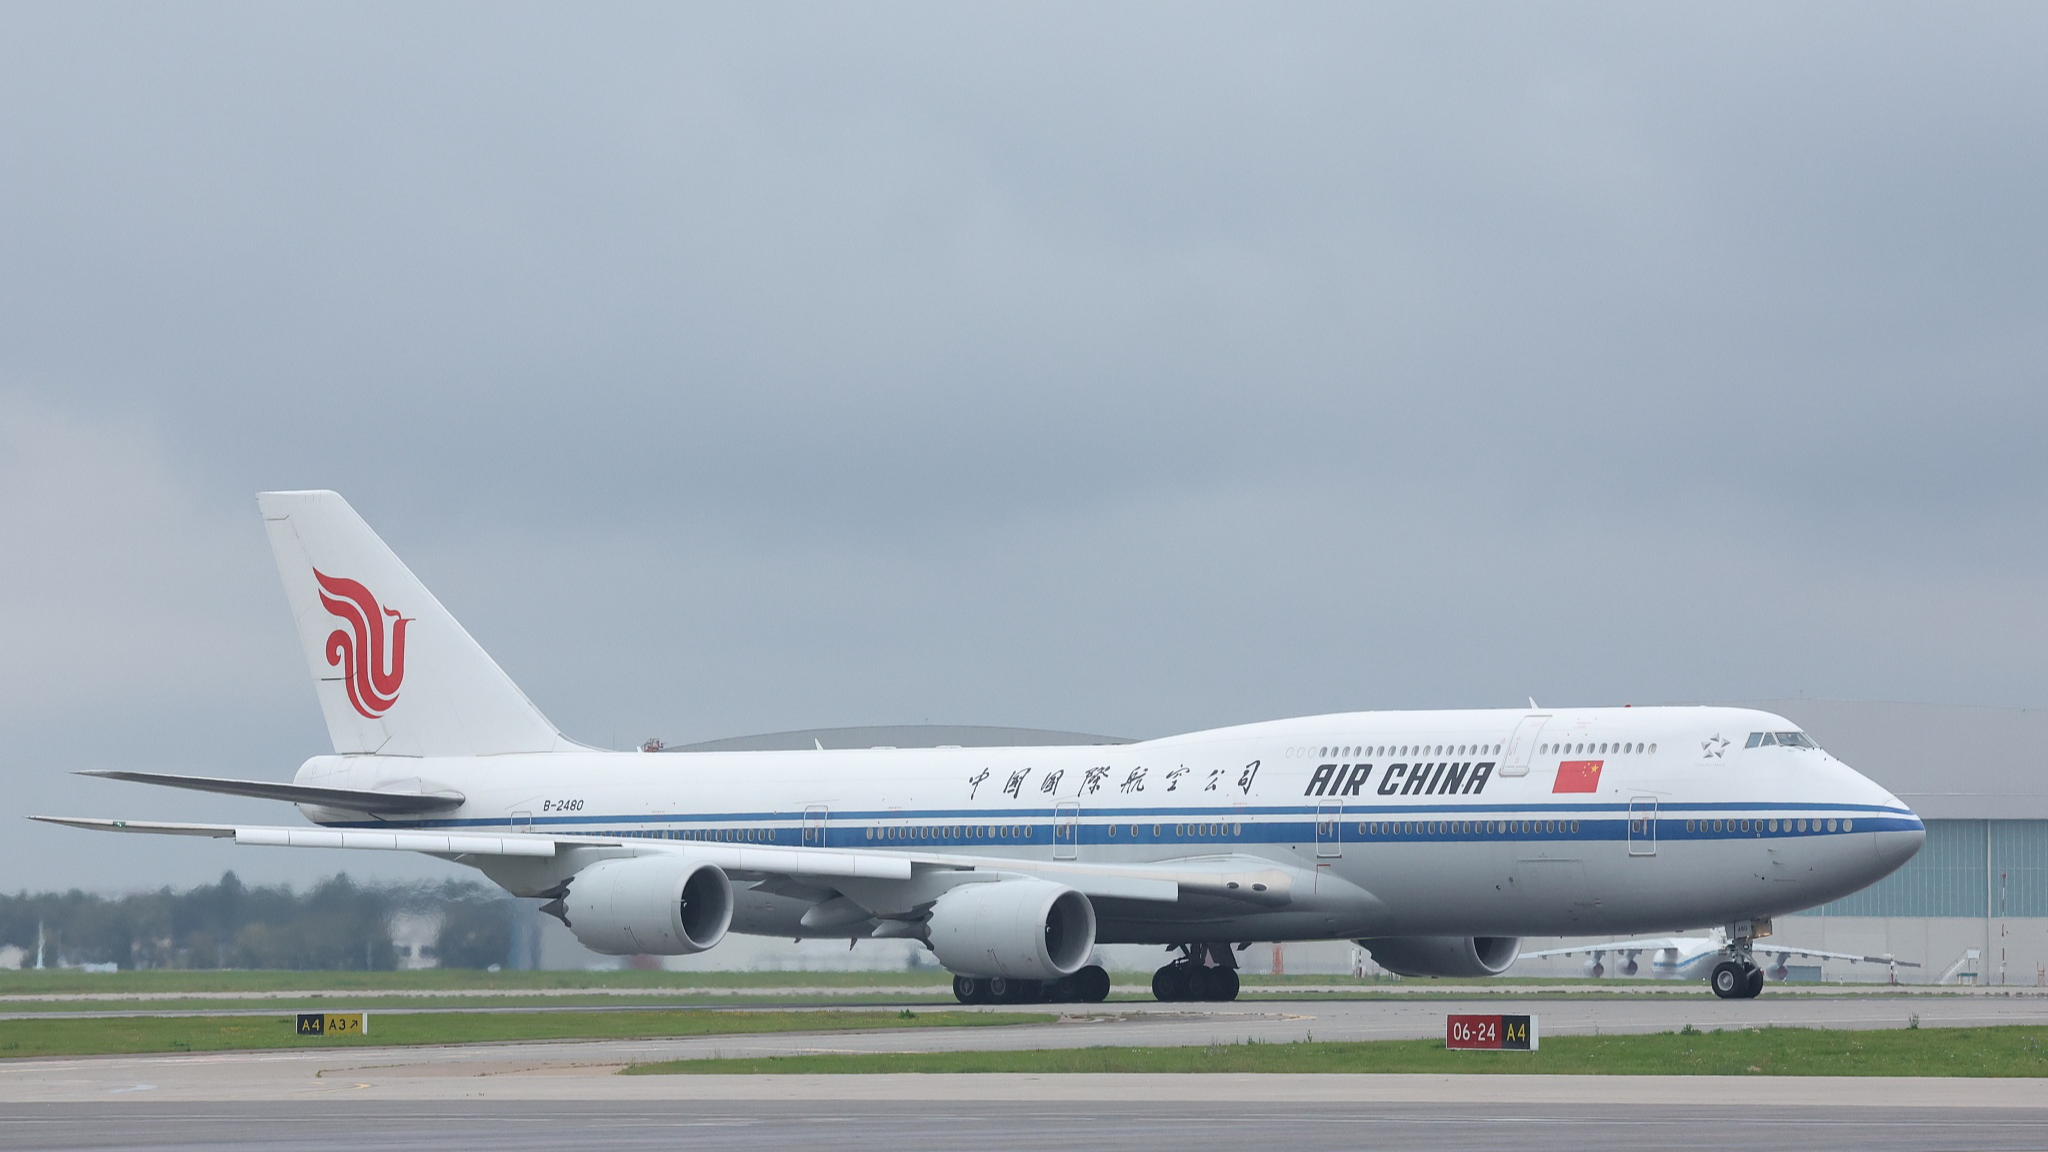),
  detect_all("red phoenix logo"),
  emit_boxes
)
[315,569,411,719]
